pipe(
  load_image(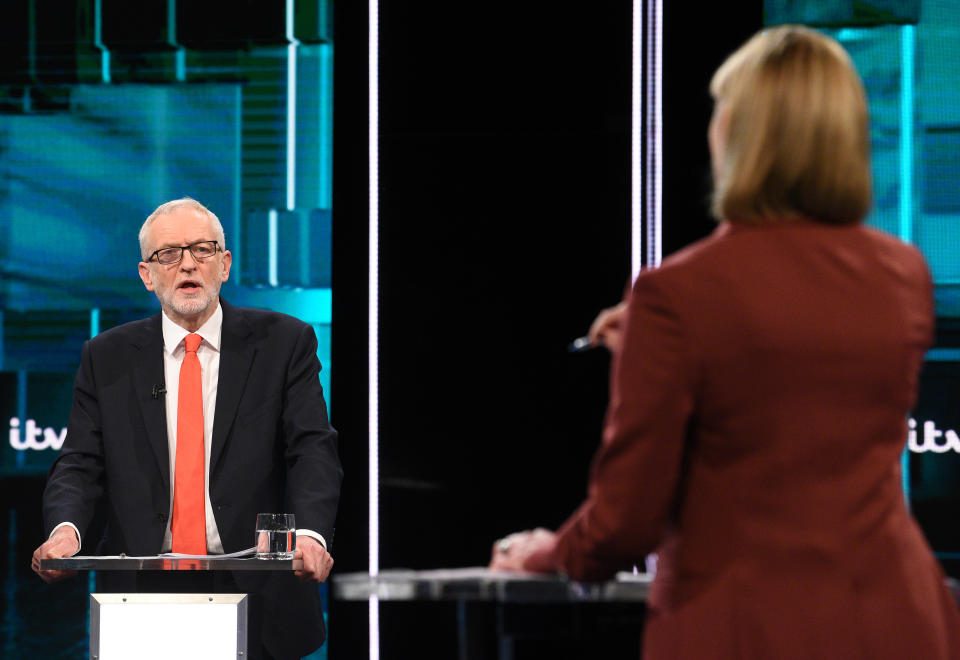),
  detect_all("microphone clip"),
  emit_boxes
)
[152,385,167,399]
